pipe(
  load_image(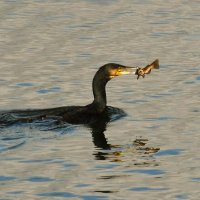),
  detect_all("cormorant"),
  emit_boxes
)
[0,60,159,126]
